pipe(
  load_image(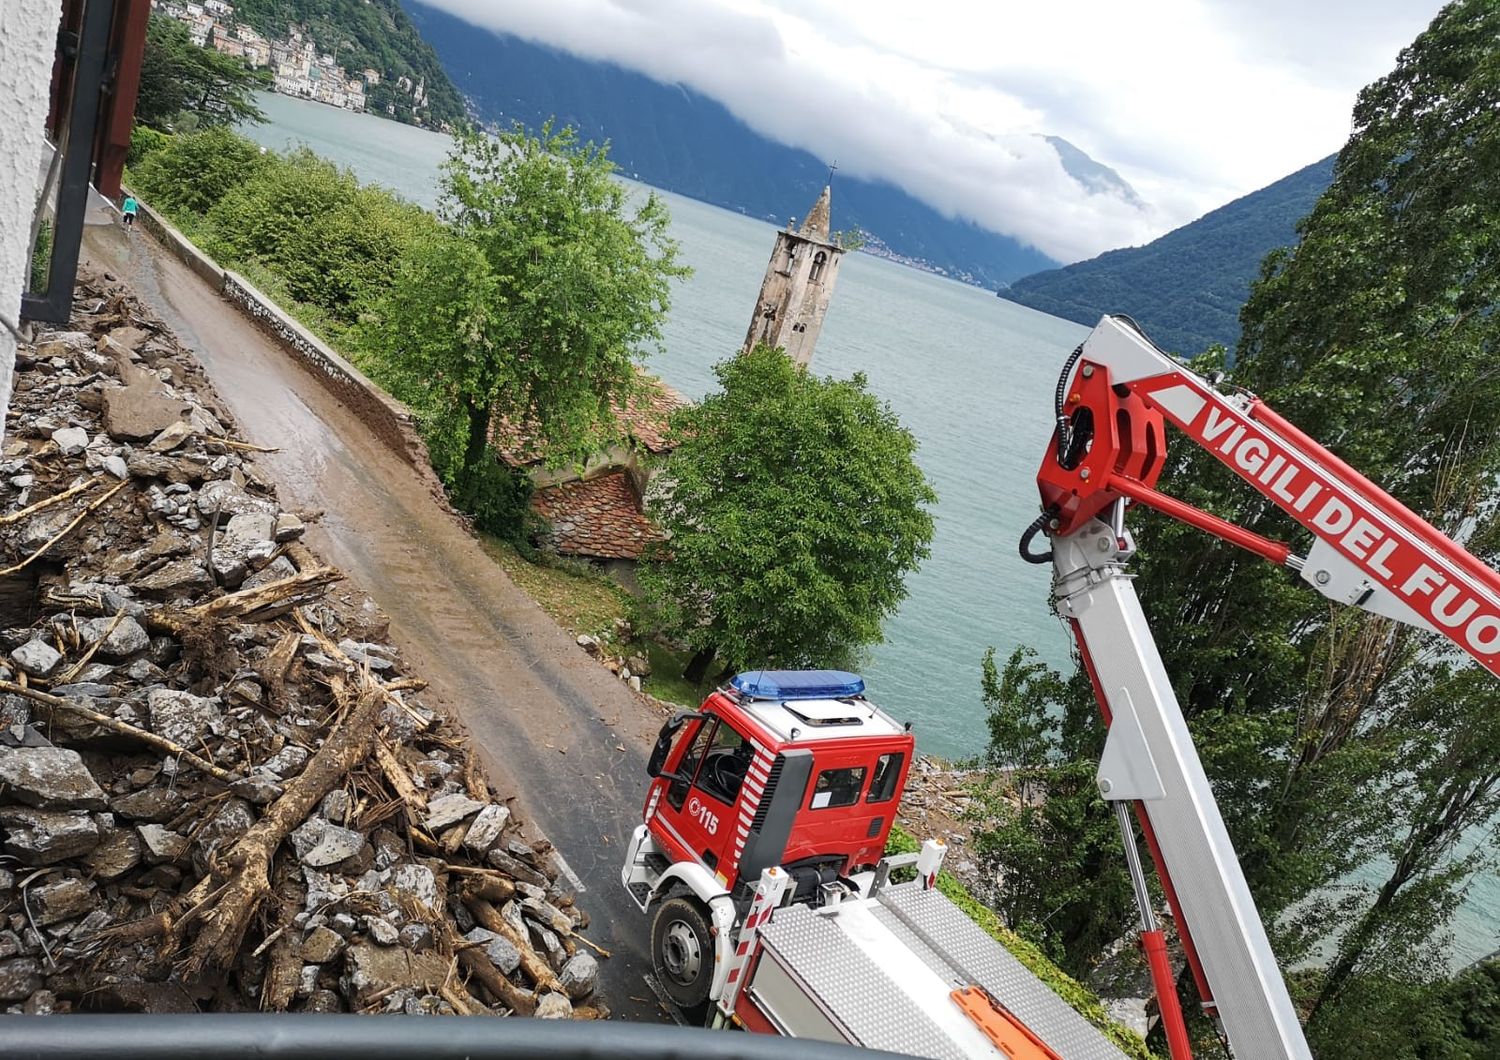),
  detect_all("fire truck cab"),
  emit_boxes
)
[623,670,913,1003]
